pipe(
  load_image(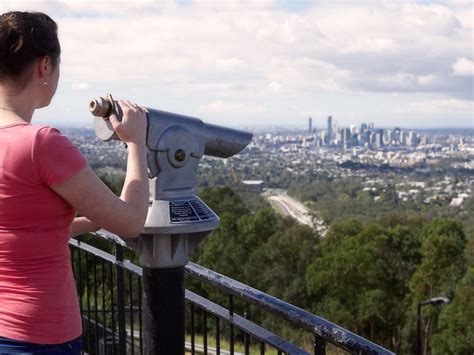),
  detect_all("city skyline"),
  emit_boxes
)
[2,0,473,129]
